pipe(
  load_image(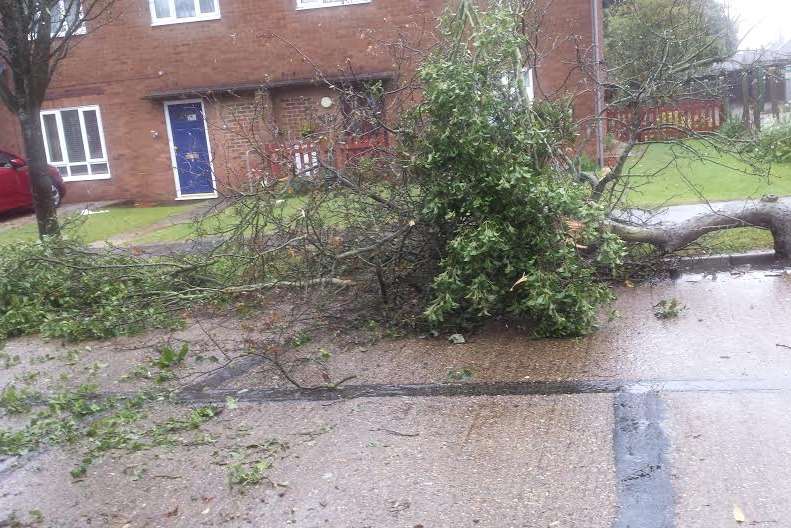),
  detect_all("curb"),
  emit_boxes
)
[673,251,787,272]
